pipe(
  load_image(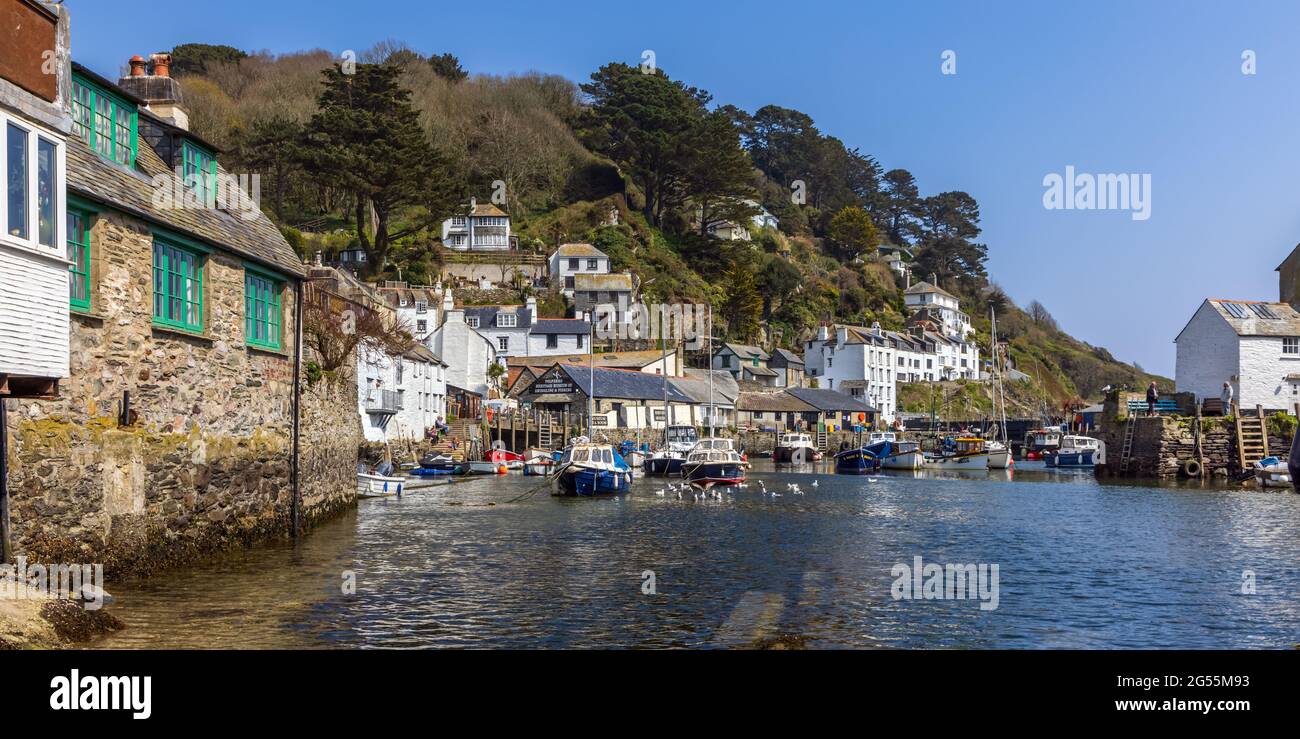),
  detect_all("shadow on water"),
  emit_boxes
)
[89,460,1300,649]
